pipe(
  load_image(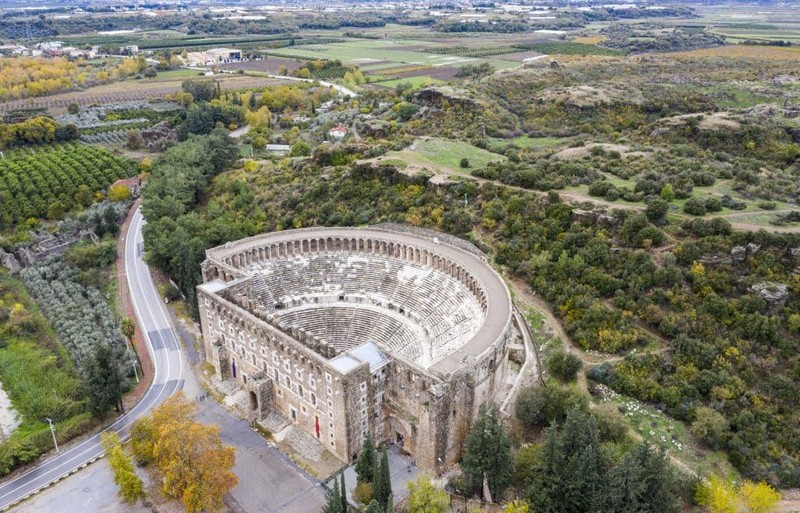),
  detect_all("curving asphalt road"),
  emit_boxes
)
[0,206,185,511]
